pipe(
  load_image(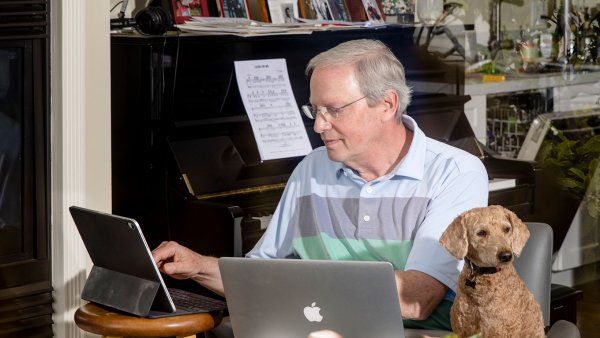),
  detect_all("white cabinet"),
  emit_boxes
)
[553,82,600,112]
